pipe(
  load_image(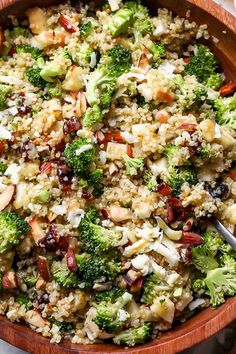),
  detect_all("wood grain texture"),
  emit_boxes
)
[0,0,235,353]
